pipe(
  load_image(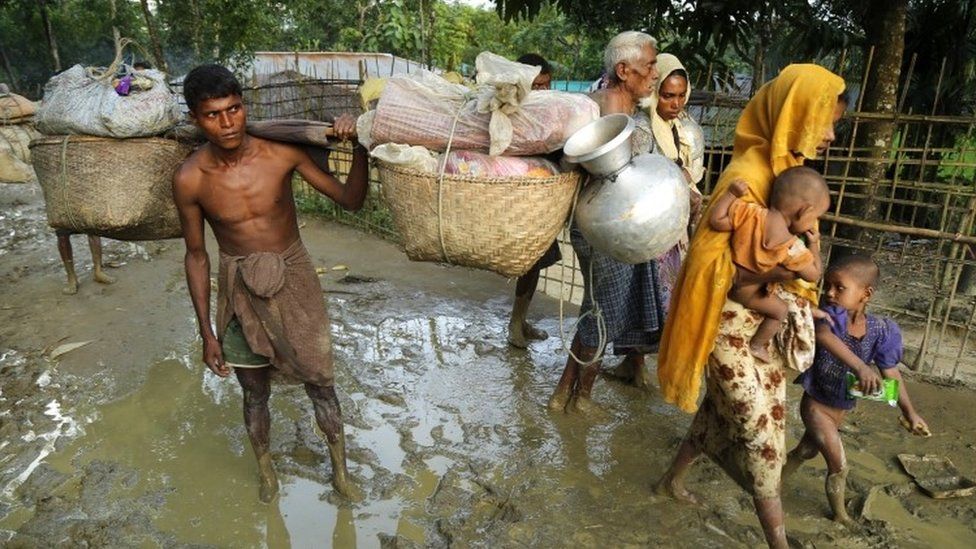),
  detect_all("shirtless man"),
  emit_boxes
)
[172,64,368,502]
